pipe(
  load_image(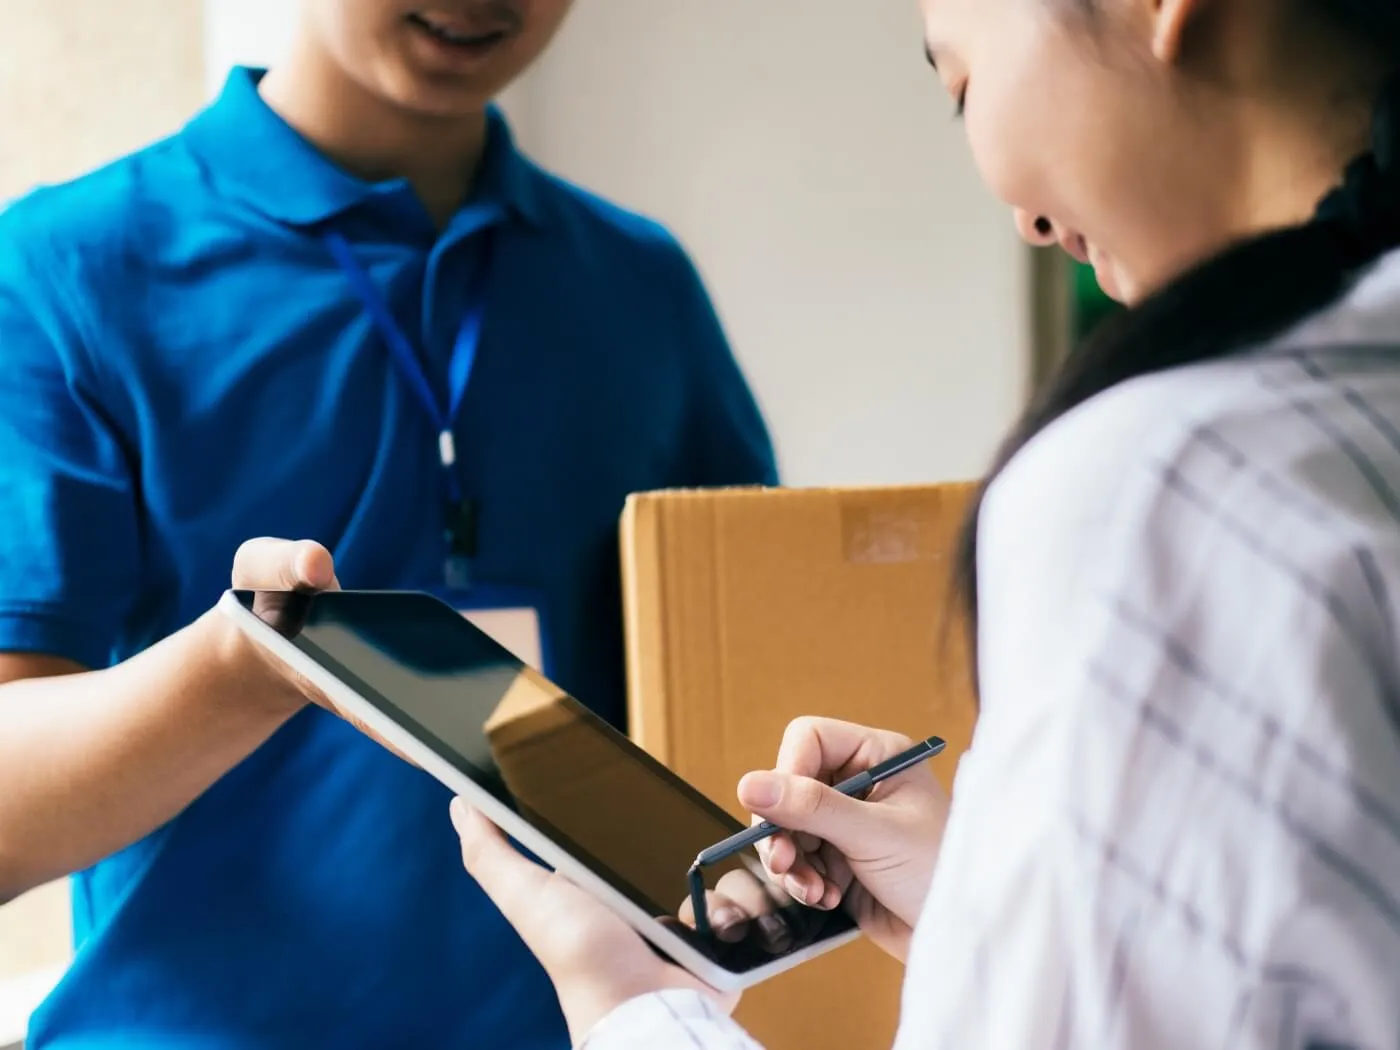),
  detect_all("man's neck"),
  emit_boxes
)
[258,40,489,229]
